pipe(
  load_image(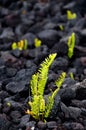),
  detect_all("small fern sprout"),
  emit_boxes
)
[44,72,66,118]
[55,72,66,88]
[12,42,17,50]
[69,72,74,80]
[67,10,77,20]
[27,53,57,120]
[67,32,76,58]
[11,39,28,50]
[34,38,42,48]
[59,25,64,31]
